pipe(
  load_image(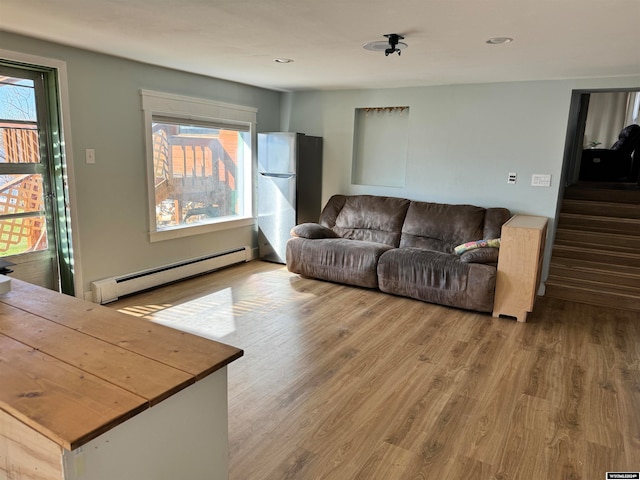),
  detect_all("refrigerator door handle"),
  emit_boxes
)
[259,172,295,179]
